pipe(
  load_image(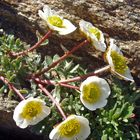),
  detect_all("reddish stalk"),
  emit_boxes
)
[33,39,89,77]
[10,30,52,57]
[34,66,110,89]
[0,76,25,100]
[58,83,80,90]
[34,78,79,90]
[34,78,55,85]
[38,84,67,120]
[59,65,110,83]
